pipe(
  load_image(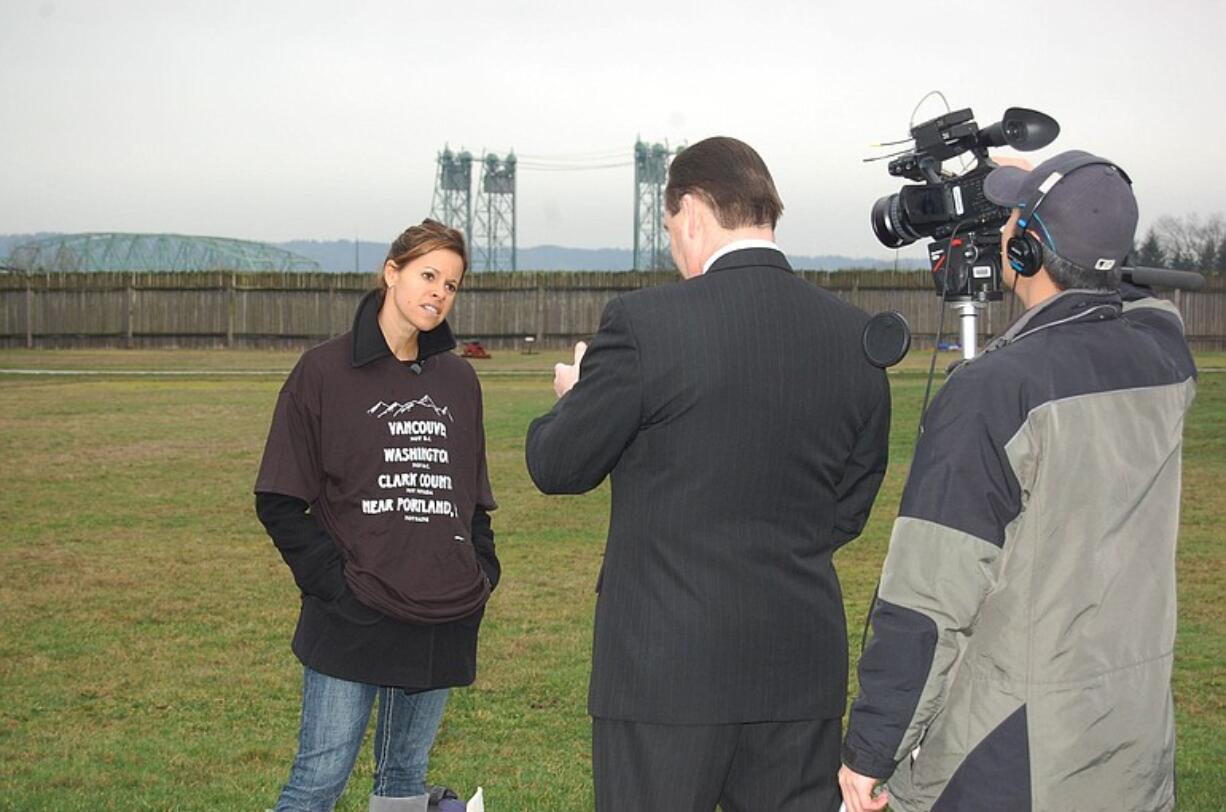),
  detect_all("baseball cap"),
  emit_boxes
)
[984,149,1138,271]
